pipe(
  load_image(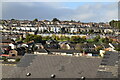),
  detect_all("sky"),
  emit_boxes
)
[2,2,118,22]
